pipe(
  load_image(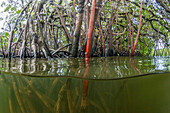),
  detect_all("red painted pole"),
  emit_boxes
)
[131,1,143,56]
[81,60,90,109]
[85,0,96,61]
[81,0,96,109]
